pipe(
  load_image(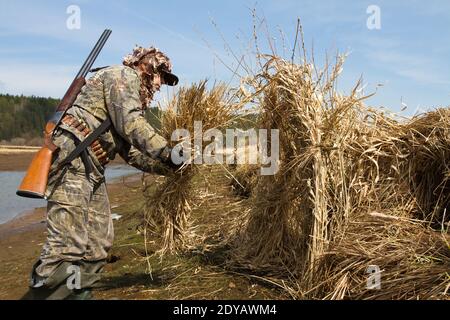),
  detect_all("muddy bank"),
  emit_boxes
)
[0,152,38,172]
[0,149,141,299]
[0,152,283,300]
[0,208,46,241]
[0,173,142,300]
